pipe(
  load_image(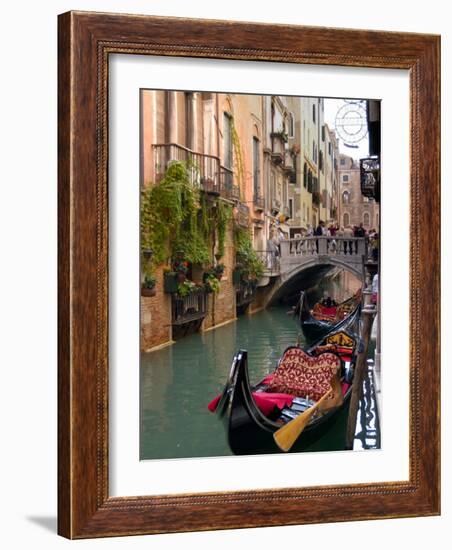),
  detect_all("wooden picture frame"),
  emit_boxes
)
[58,11,440,538]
